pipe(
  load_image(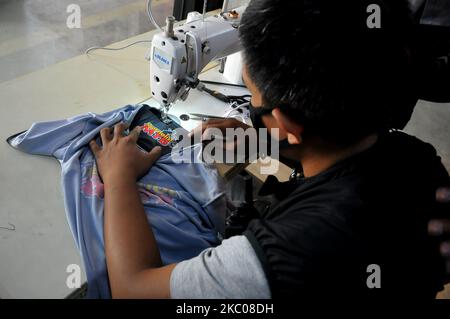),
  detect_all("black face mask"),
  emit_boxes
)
[249,102,291,150]
[249,102,273,131]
